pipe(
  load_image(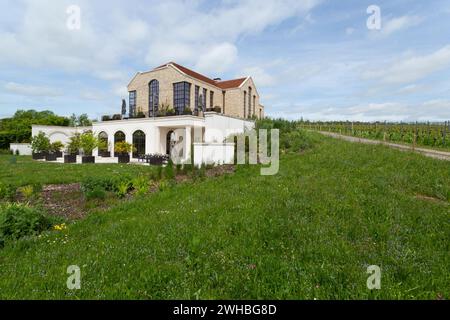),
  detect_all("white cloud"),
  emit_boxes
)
[362,45,450,84]
[241,66,275,87]
[3,82,63,97]
[195,43,238,74]
[381,15,423,36]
